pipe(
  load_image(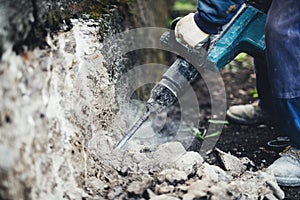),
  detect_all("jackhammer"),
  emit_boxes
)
[115,1,271,150]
